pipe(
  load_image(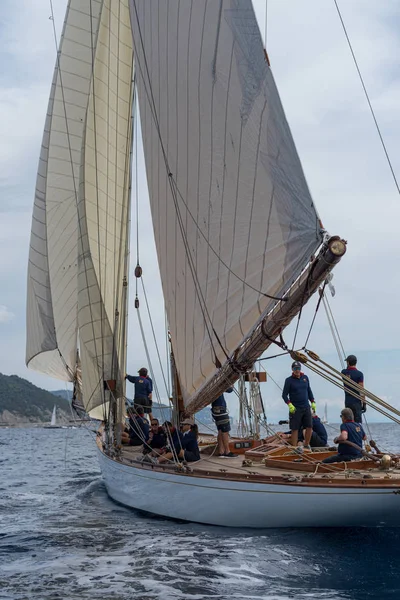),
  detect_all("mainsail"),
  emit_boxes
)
[129,0,323,404]
[26,0,134,418]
